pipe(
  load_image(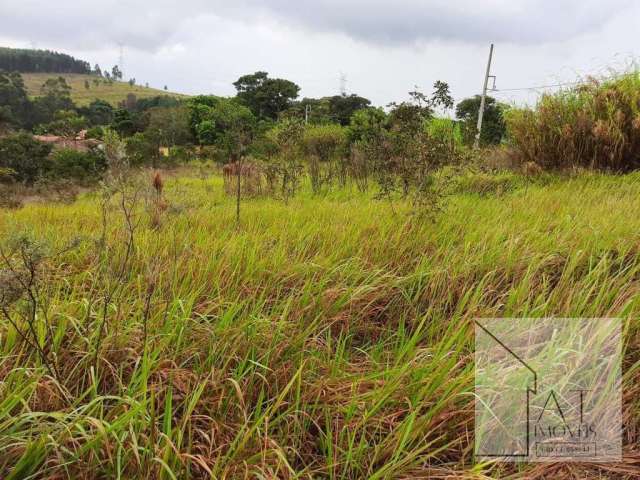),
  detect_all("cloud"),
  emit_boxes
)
[218,0,633,46]
[1,0,633,53]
